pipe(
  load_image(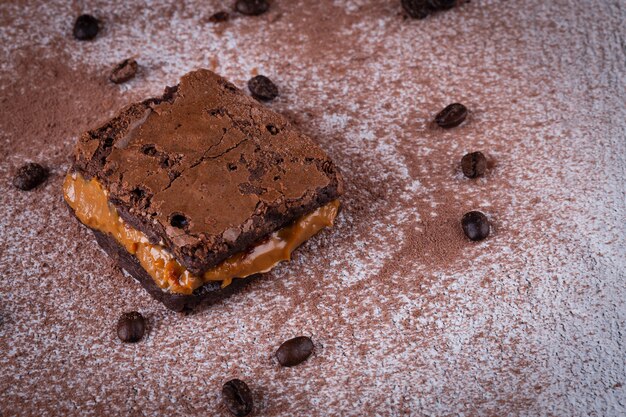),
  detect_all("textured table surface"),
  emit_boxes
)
[1,1,625,416]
